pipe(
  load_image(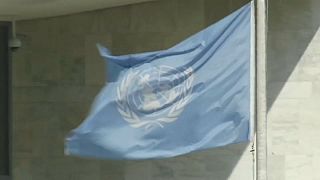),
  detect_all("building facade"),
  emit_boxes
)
[4,0,320,179]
